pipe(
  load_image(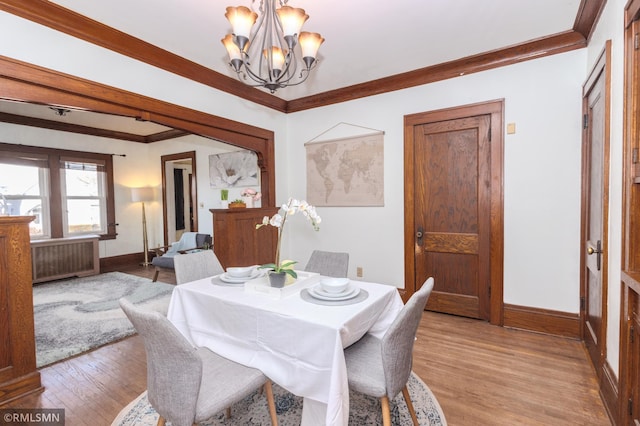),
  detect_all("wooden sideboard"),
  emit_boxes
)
[0,216,43,404]
[210,207,278,269]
